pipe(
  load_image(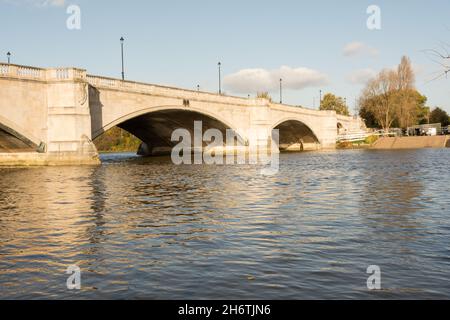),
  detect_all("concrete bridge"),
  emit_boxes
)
[0,63,364,165]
